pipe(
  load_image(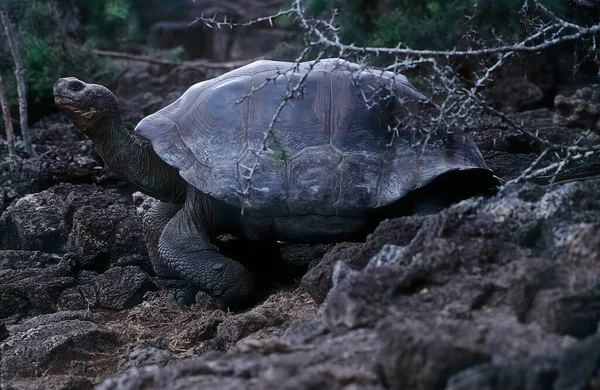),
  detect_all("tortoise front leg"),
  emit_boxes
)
[143,201,199,304]
[157,202,256,310]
